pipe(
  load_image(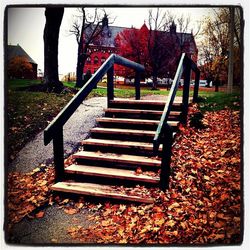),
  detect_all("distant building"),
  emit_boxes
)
[83,17,198,78]
[7,44,37,79]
